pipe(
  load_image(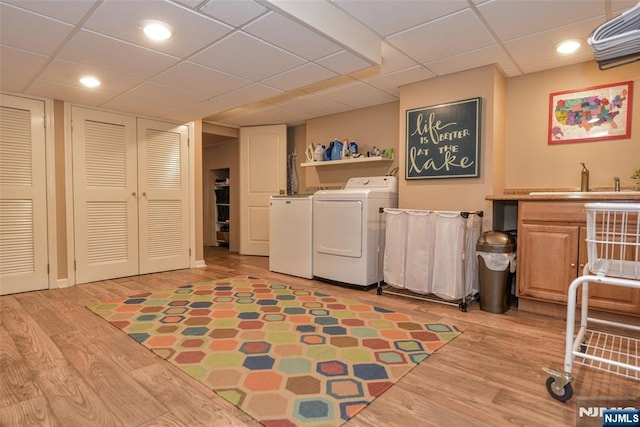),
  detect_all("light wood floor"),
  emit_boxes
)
[1,246,637,426]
